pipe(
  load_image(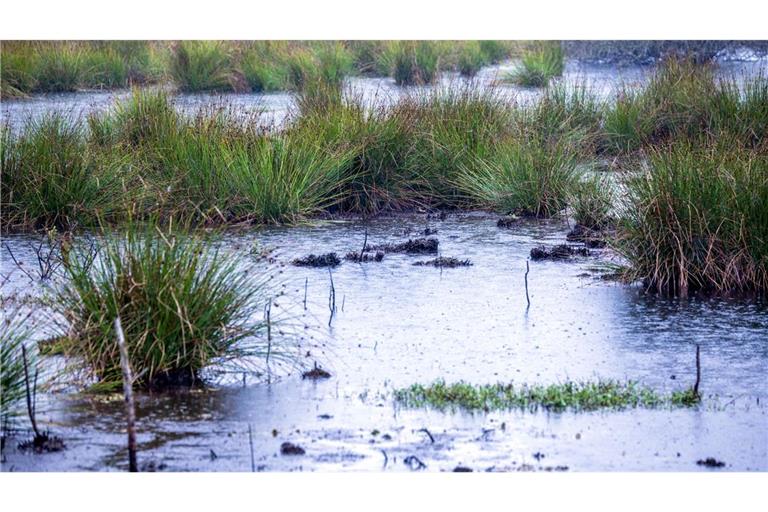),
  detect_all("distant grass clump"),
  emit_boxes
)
[455,134,578,217]
[389,41,440,86]
[569,173,616,230]
[399,85,515,205]
[170,40,235,92]
[479,40,513,64]
[1,41,163,96]
[601,88,654,153]
[1,311,35,430]
[54,223,282,389]
[603,58,767,152]
[506,41,564,88]
[1,114,120,231]
[395,379,700,412]
[619,142,768,297]
[457,41,487,77]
